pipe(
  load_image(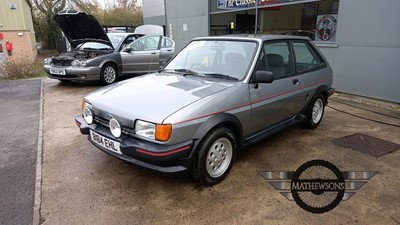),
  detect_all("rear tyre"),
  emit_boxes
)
[193,127,236,186]
[100,64,118,85]
[303,94,325,129]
